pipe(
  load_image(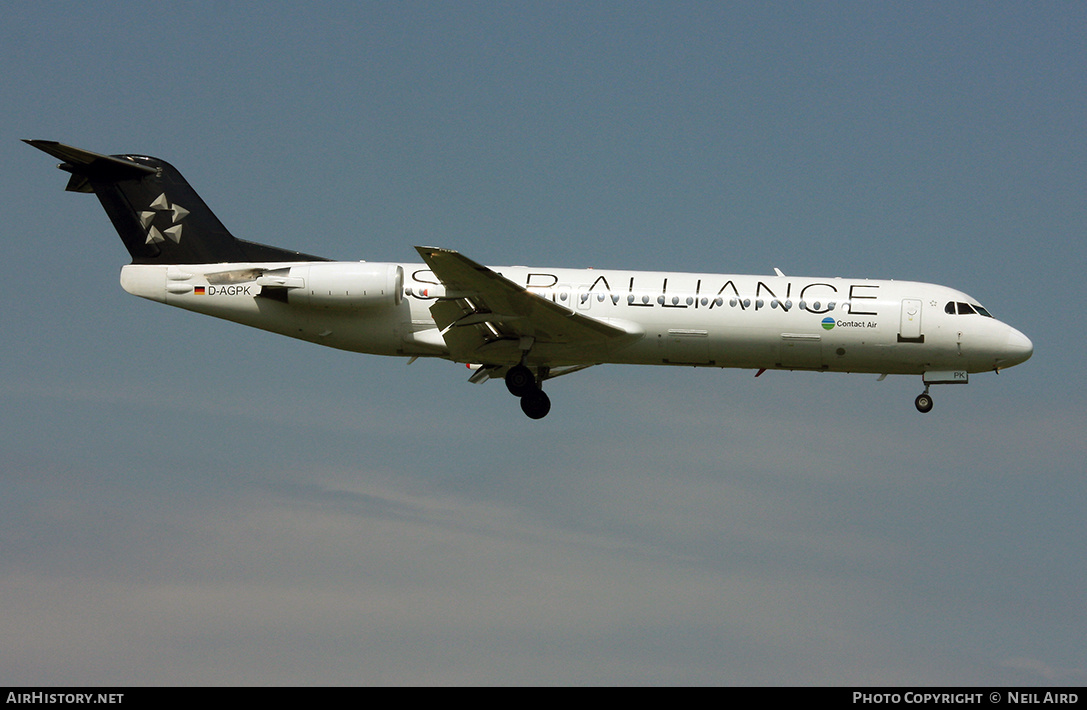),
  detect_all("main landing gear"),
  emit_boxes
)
[914,388,934,414]
[506,364,551,420]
